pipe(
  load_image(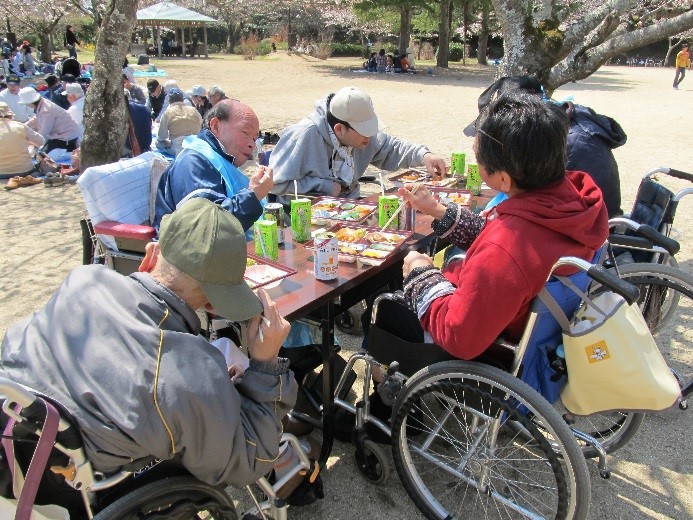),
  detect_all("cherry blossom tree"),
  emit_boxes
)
[80,0,138,171]
[0,0,71,61]
[492,0,693,91]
